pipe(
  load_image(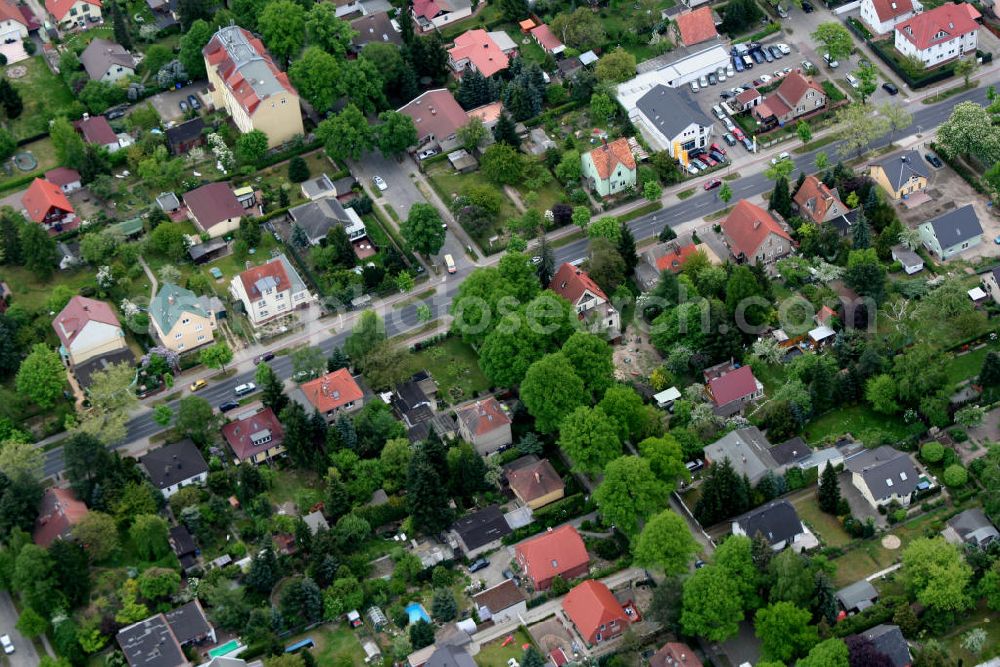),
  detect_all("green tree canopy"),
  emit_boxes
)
[593,455,667,536]
[633,509,698,574]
